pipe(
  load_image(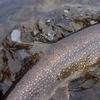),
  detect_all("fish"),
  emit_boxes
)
[6,24,100,100]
